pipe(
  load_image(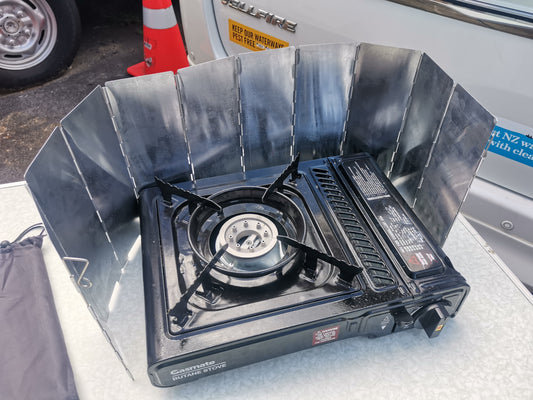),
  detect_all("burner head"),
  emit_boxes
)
[215,213,284,272]
[187,186,306,287]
